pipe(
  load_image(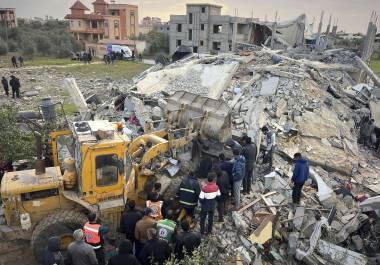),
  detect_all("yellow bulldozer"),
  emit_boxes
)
[0,91,231,262]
